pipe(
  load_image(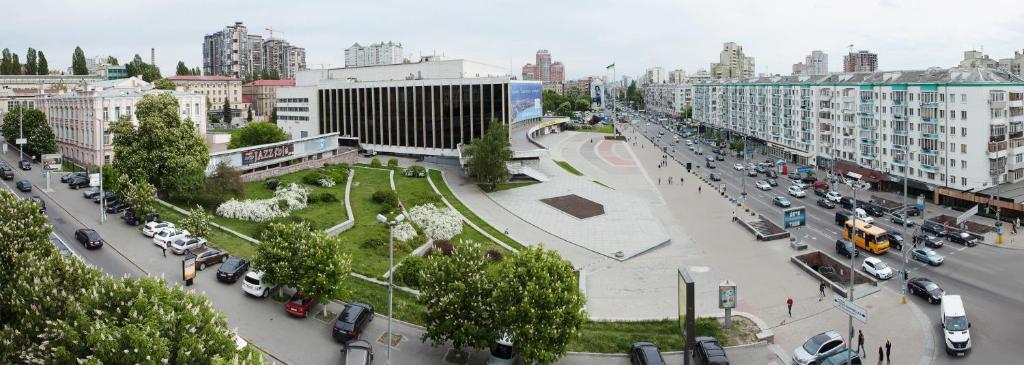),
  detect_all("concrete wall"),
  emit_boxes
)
[240,148,357,182]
